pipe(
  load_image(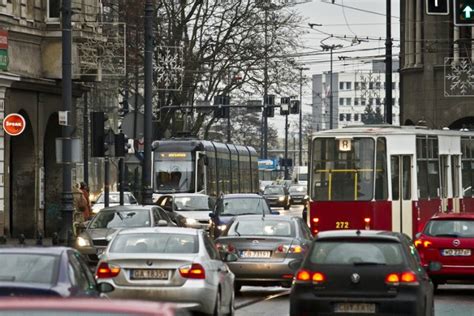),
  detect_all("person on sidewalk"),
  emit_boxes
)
[79,182,92,221]
[72,183,88,237]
